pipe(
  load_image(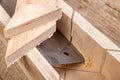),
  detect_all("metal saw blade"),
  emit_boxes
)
[37,31,84,65]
